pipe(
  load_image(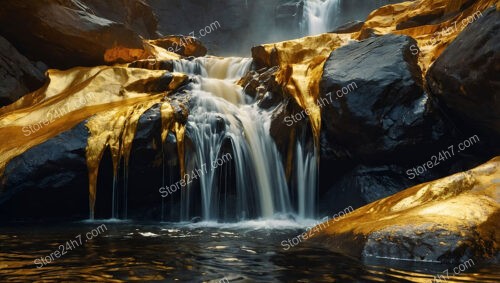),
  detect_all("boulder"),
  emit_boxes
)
[311,157,500,263]
[0,36,47,107]
[0,0,159,69]
[319,34,447,162]
[426,7,500,145]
